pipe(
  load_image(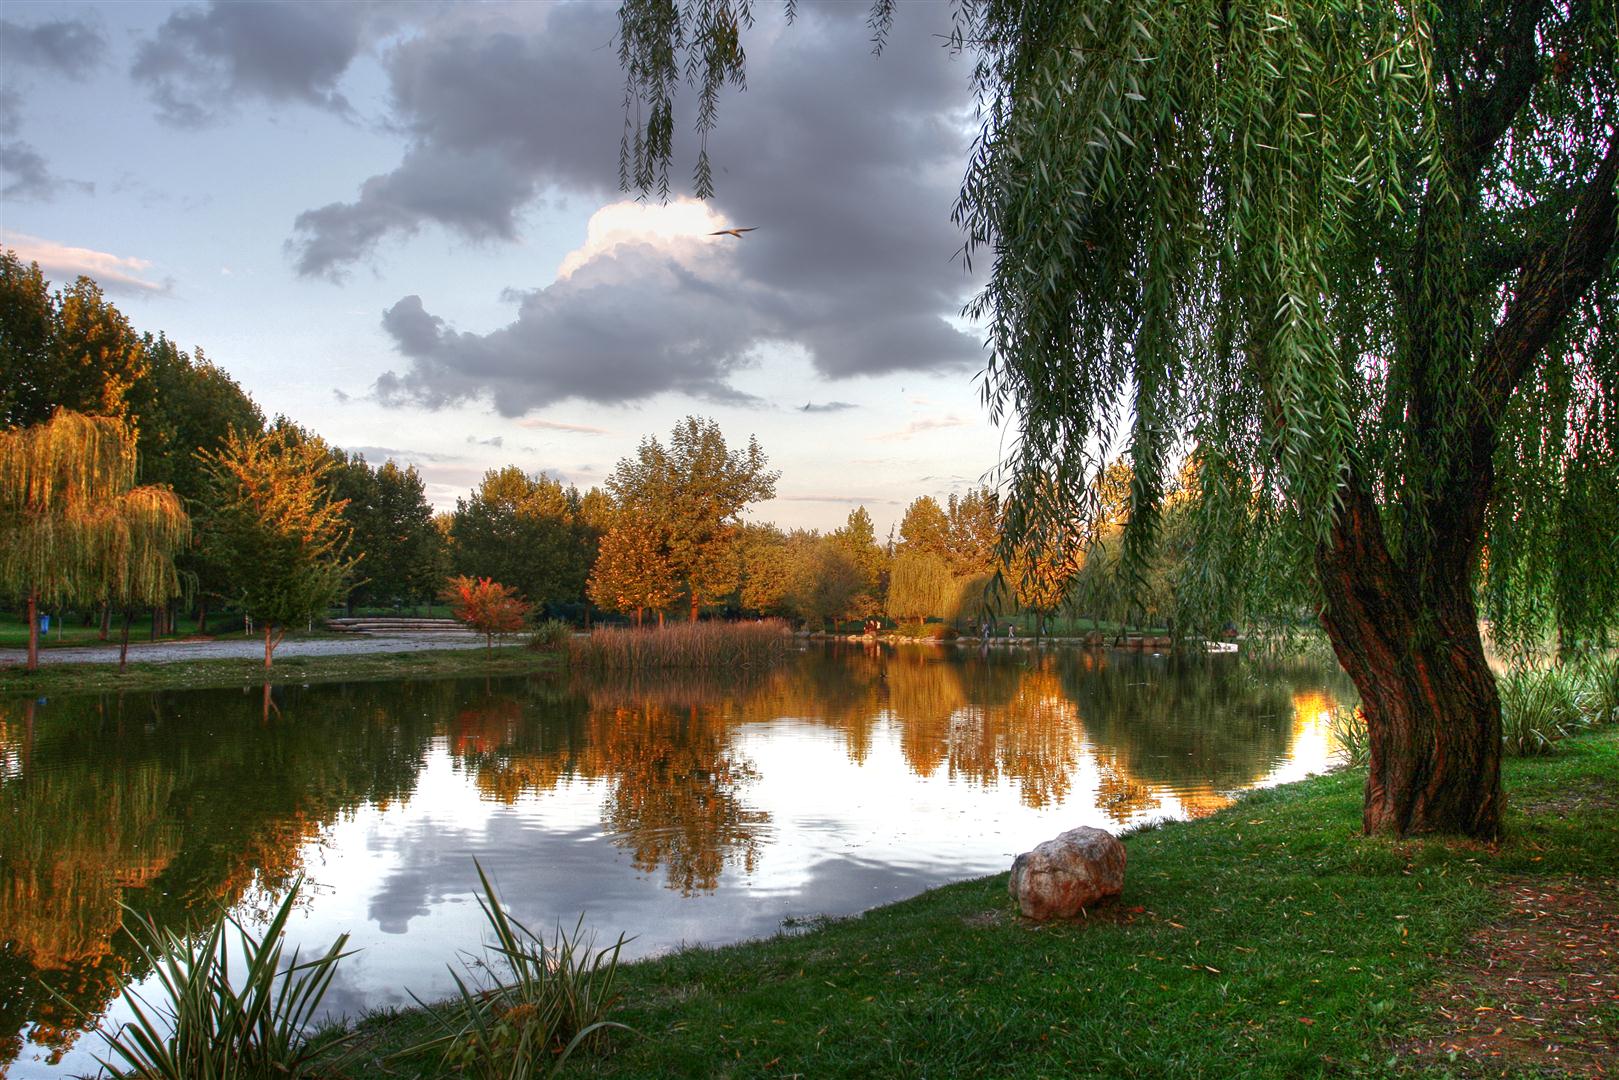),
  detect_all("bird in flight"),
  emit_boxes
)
[709,226,758,238]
